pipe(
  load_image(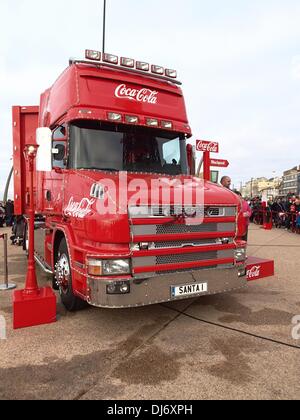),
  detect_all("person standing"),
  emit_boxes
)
[0,202,5,228]
[5,200,14,227]
[220,176,232,189]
